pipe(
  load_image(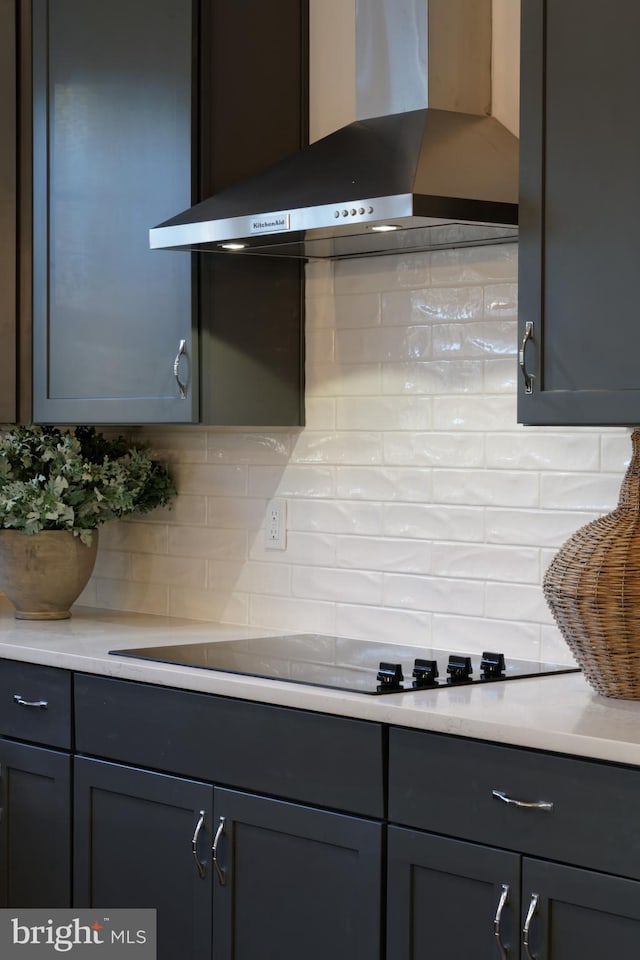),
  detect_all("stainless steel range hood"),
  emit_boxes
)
[150,0,518,261]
